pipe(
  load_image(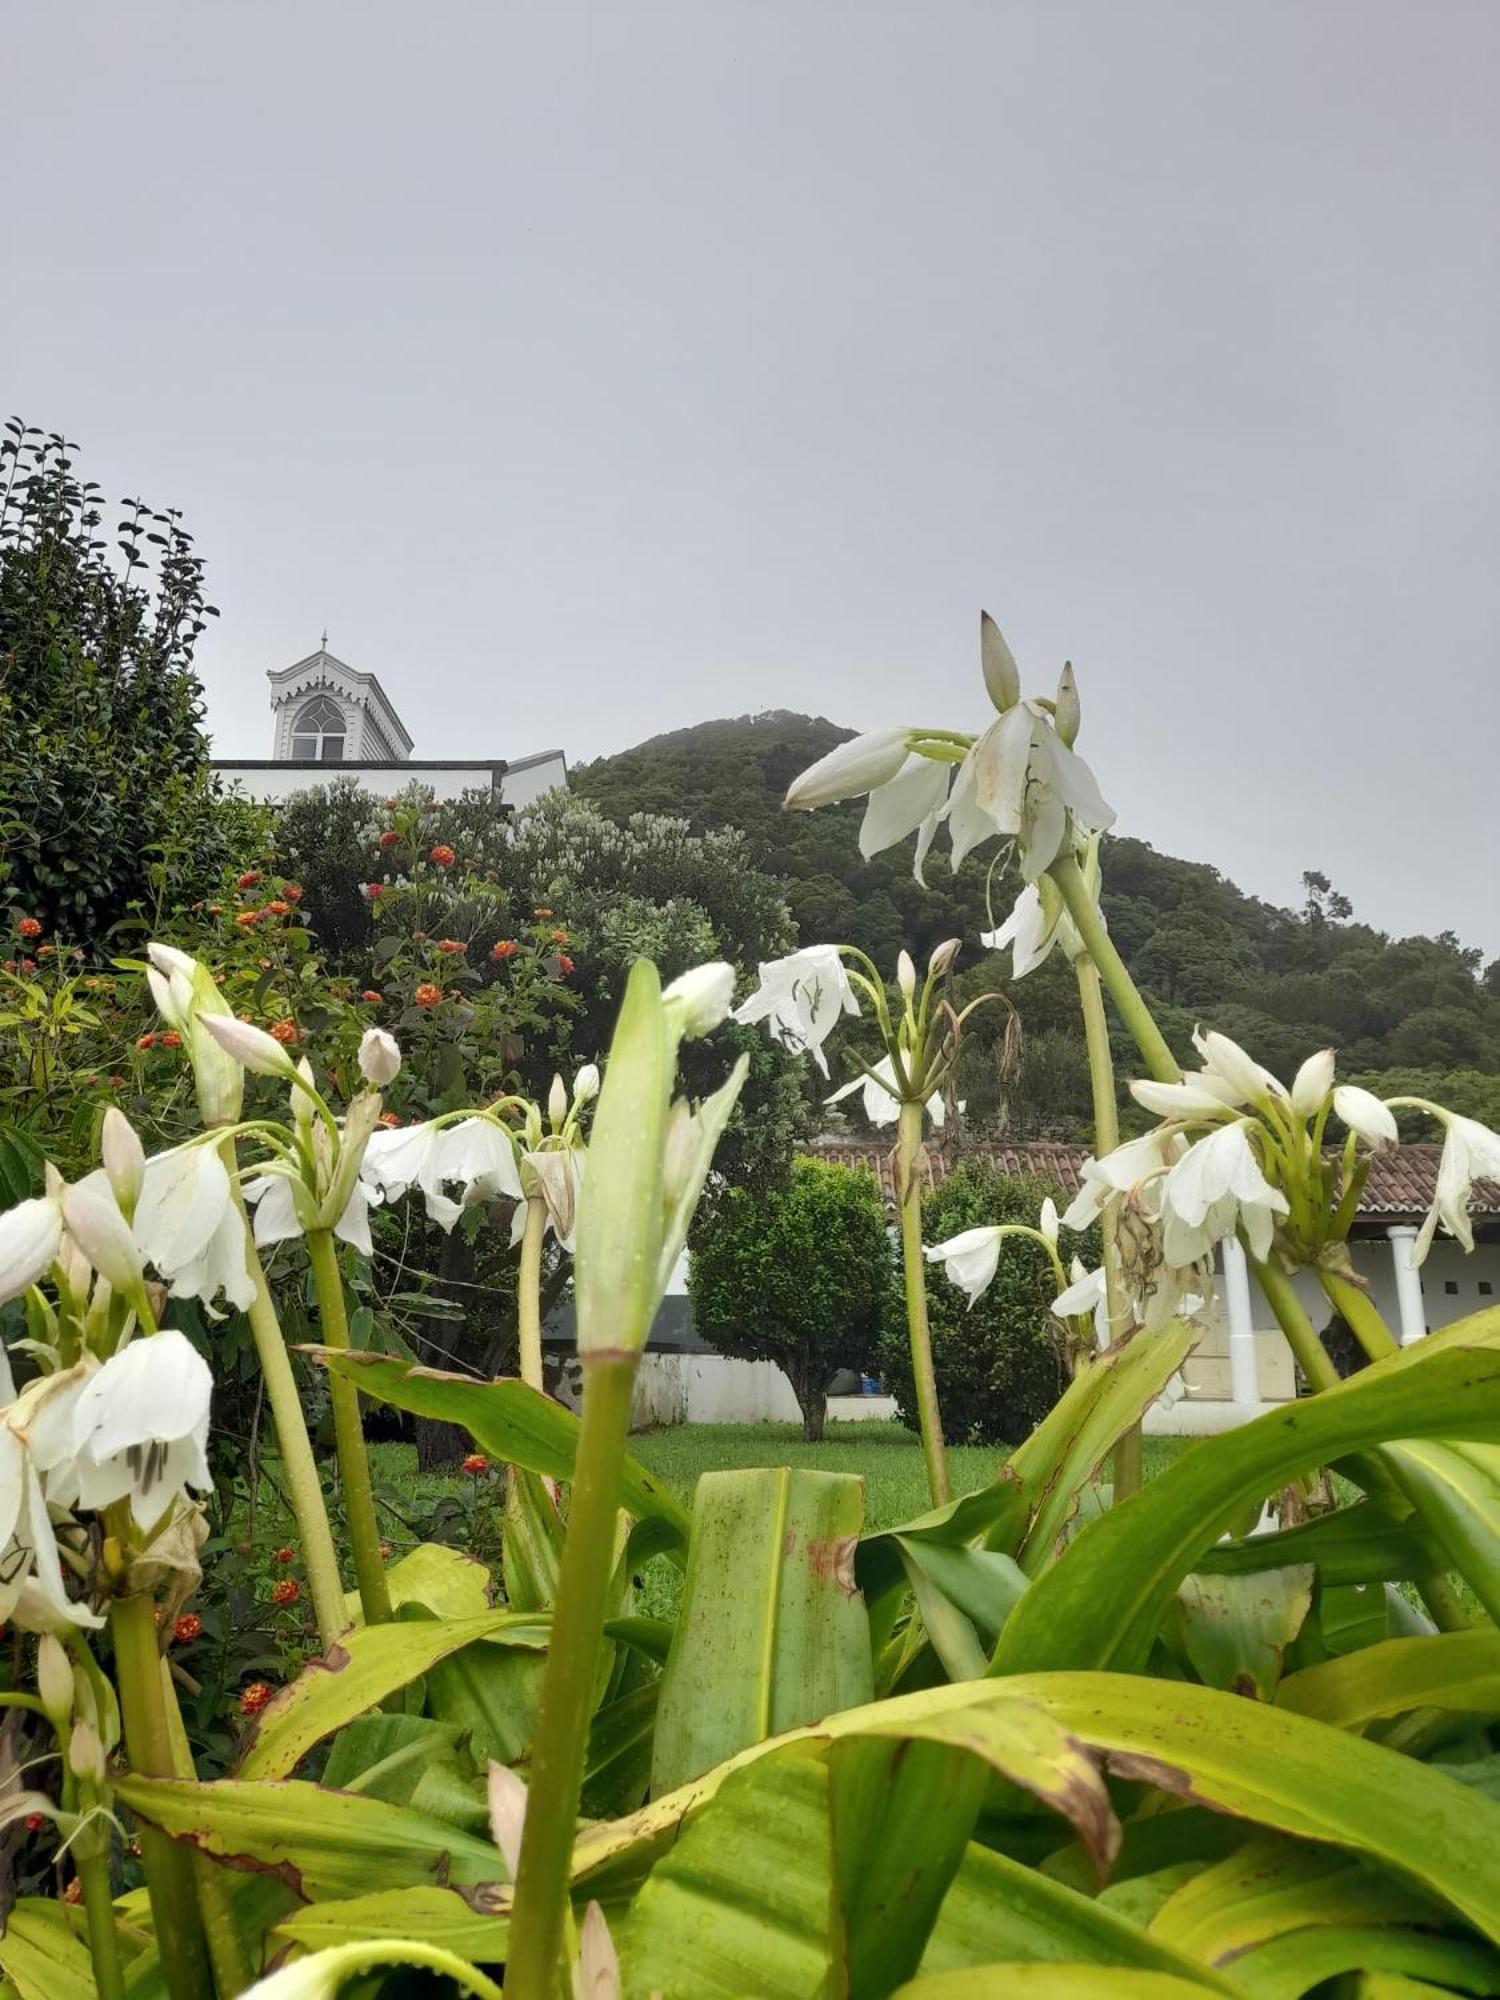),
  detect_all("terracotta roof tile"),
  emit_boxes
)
[803,1137,1500,1227]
